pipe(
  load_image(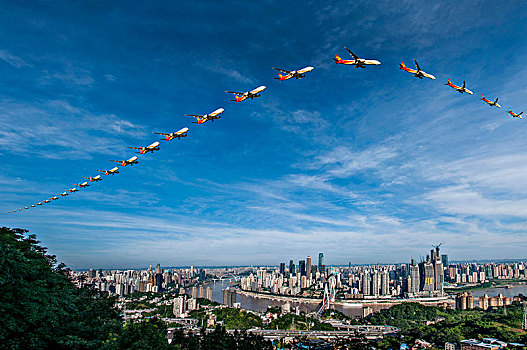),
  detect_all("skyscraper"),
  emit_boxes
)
[289,260,296,276]
[419,256,435,293]
[223,288,233,307]
[318,253,324,270]
[410,263,420,294]
[361,271,371,296]
[371,270,379,296]
[299,260,306,276]
[306,256,312,279]
[279,262,286,276]
[433,248,444,293]
[381,270,389,296]
[442,254,449,280]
